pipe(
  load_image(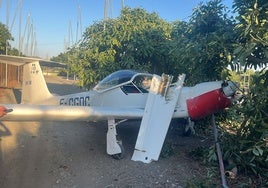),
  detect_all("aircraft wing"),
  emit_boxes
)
[0,104,144,121]
[0,55,40,66]
[0,54,66,67]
